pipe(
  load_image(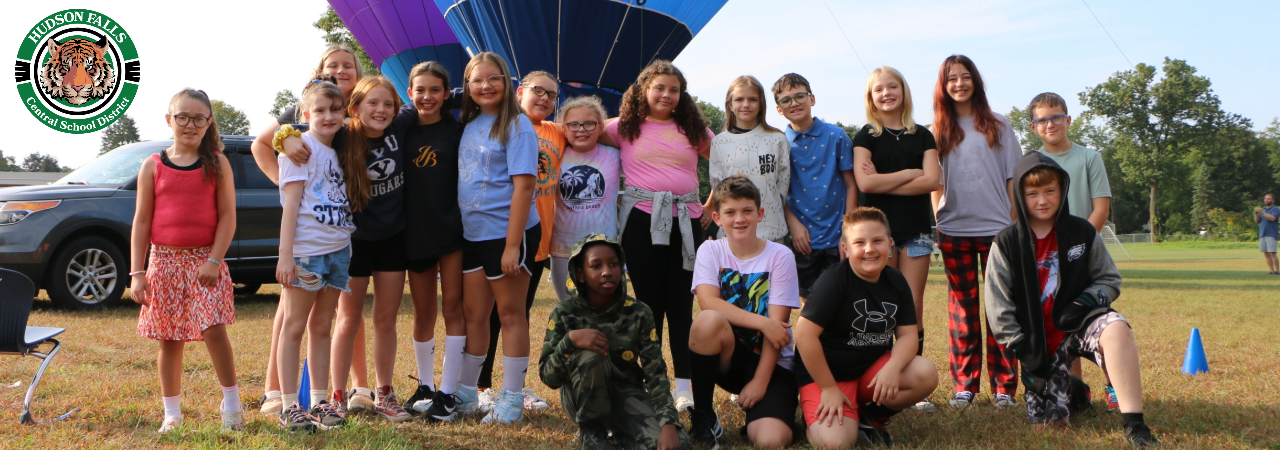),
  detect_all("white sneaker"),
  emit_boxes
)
[411,397,433,414]
[911,399,937,413]
[480,389,524,425]
[221,400,244,431]
[522,388,549,410]
[478,388,498,413]
[949,391,975,408]
[994,393,1018,409]
[674,389,694,413]
[348,387,375,411]
[158,415,182,434]
[454,385,483,416]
